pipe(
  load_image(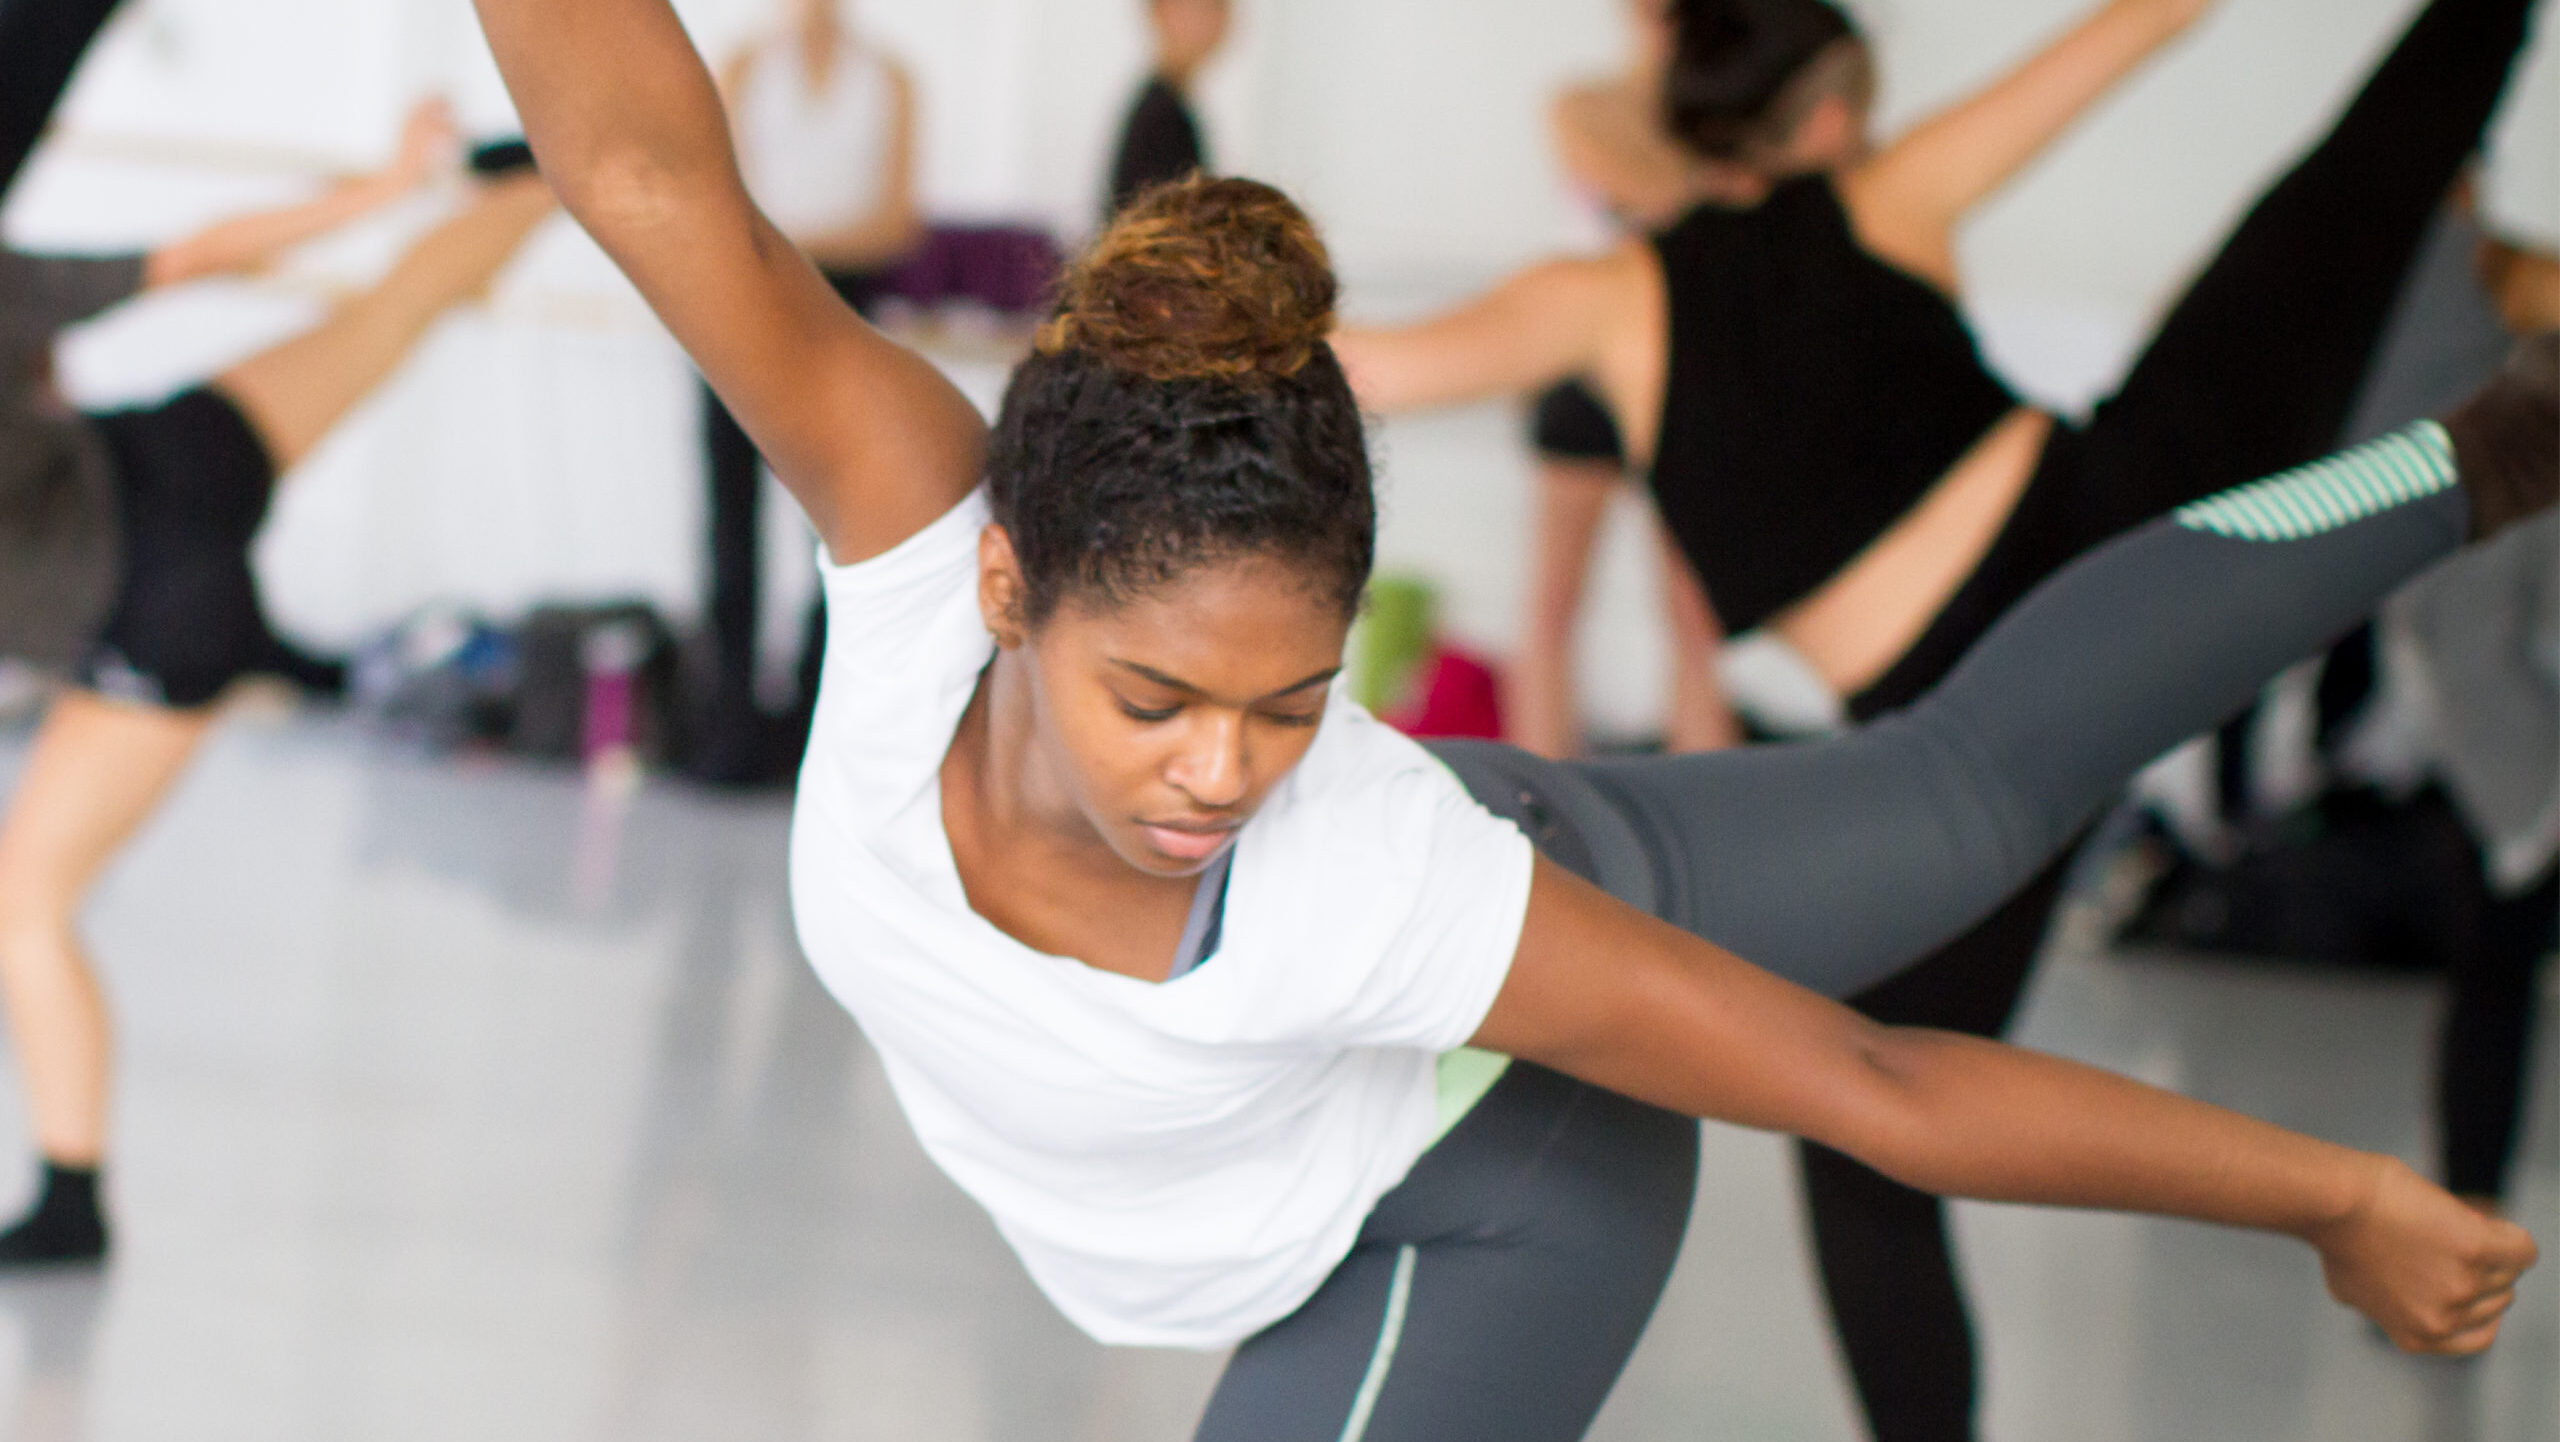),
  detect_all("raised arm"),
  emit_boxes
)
[1335,242,1661,437]
[1843,0,2214,287]
[471,0,983,562]
[1477,858,2537,1355]
[143,100,457,289]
